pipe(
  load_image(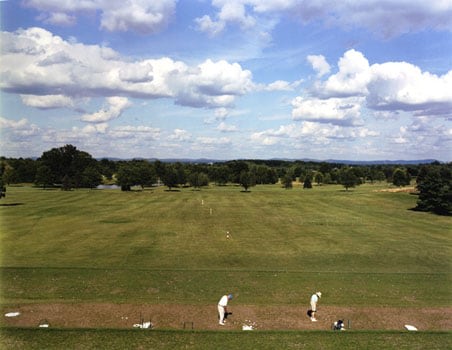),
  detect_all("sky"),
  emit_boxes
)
[1,0,451,161]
